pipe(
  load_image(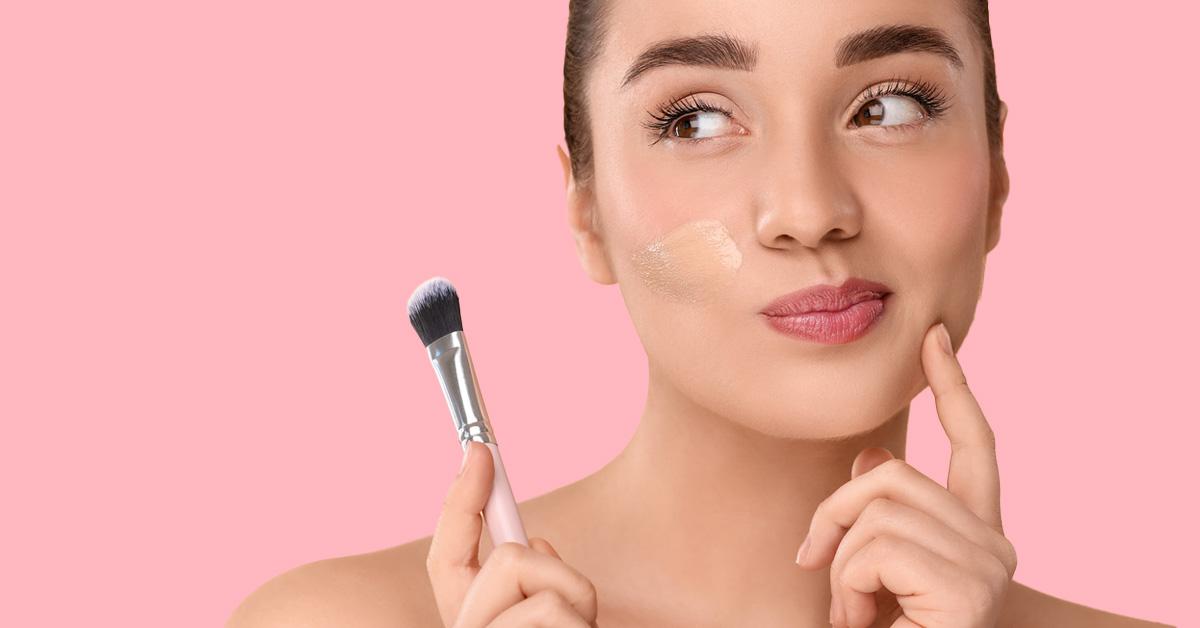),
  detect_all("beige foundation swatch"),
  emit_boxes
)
[629,218,743,304]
